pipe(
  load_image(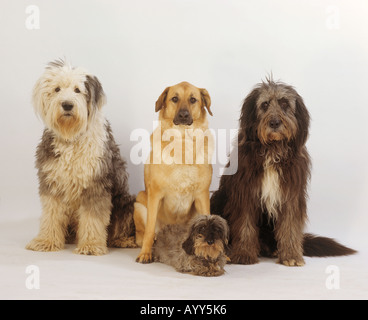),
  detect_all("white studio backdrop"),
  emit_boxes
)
[0,0,367,249]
